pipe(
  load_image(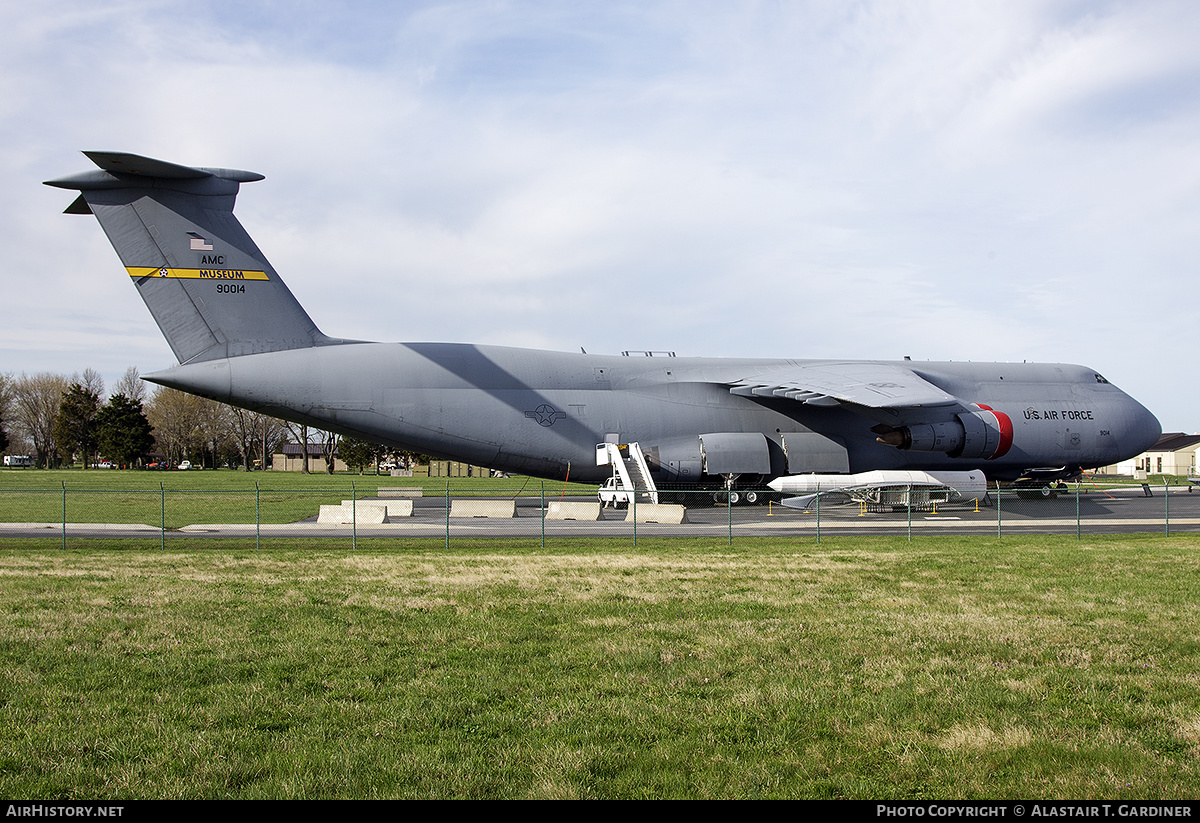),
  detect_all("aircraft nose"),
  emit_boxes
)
[1123,397,1162,456]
